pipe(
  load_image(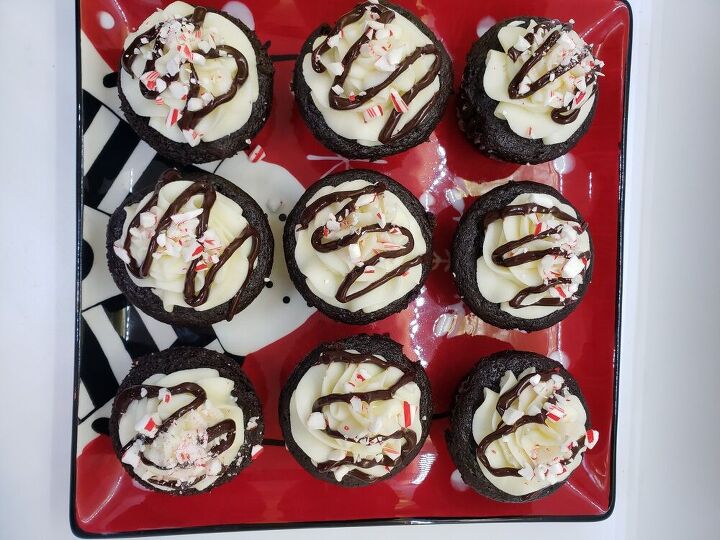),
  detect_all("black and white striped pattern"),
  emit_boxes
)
[77,42,311,449]
[79,88,233,430]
